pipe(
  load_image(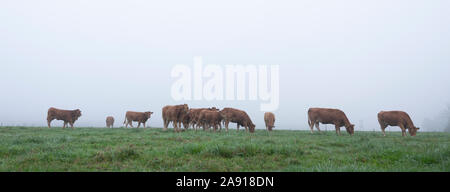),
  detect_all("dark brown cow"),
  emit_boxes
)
[378,111,420,137]
[162,104,189,132]
[198,110,223,132]
[264,112,275,131]
[219,108,255,133]
[47,107,82,129]
[123,111,153,128]
[106,116,115,128]
[308,108,354,136]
